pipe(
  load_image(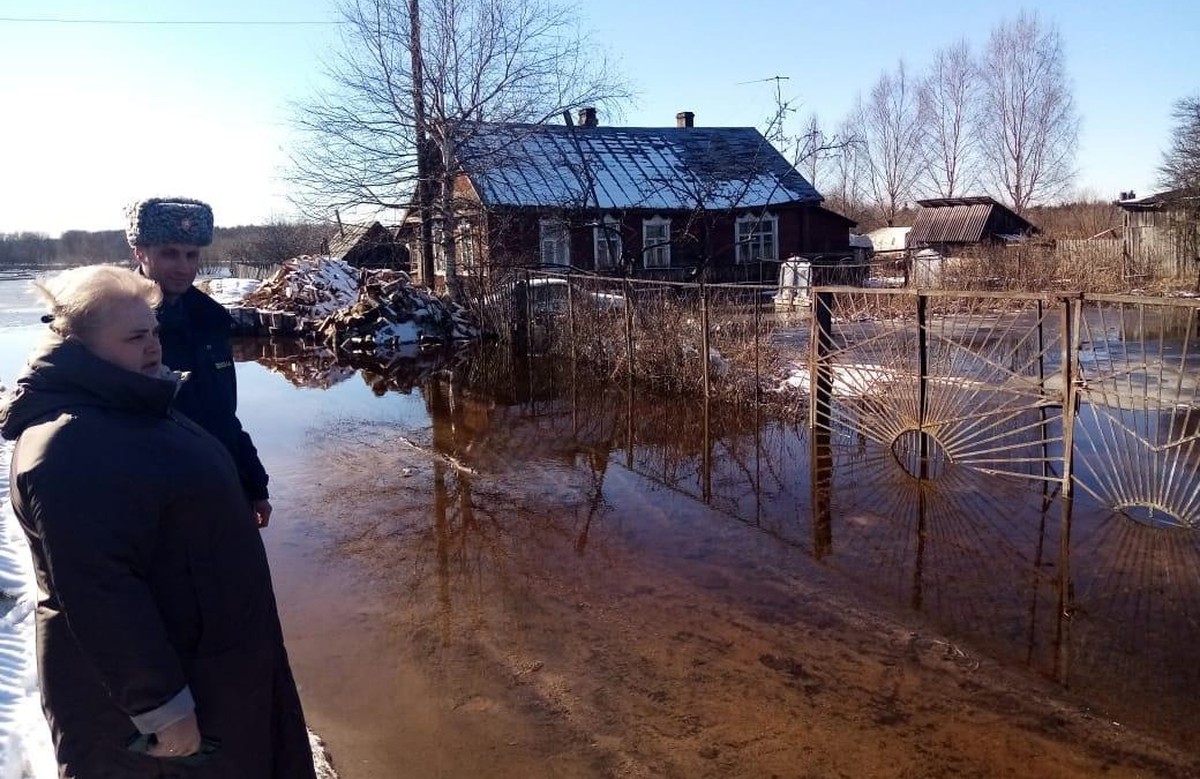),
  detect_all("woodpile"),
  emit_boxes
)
[226,255,482,348]
[240,255,360,328]
[314,268,482,352]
